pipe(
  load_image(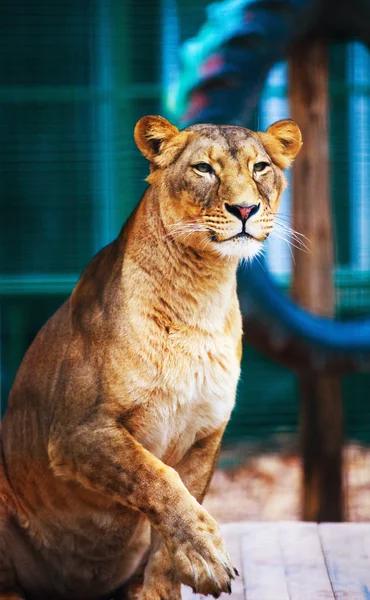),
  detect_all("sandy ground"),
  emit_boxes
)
[204,440,370,522]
